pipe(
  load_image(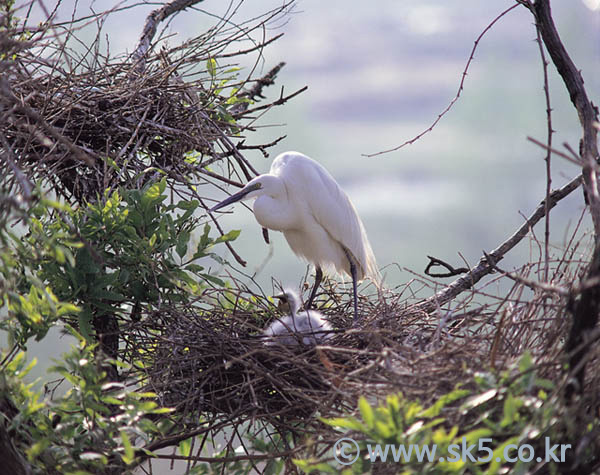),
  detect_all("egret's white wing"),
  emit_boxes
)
[273,152,379,283]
